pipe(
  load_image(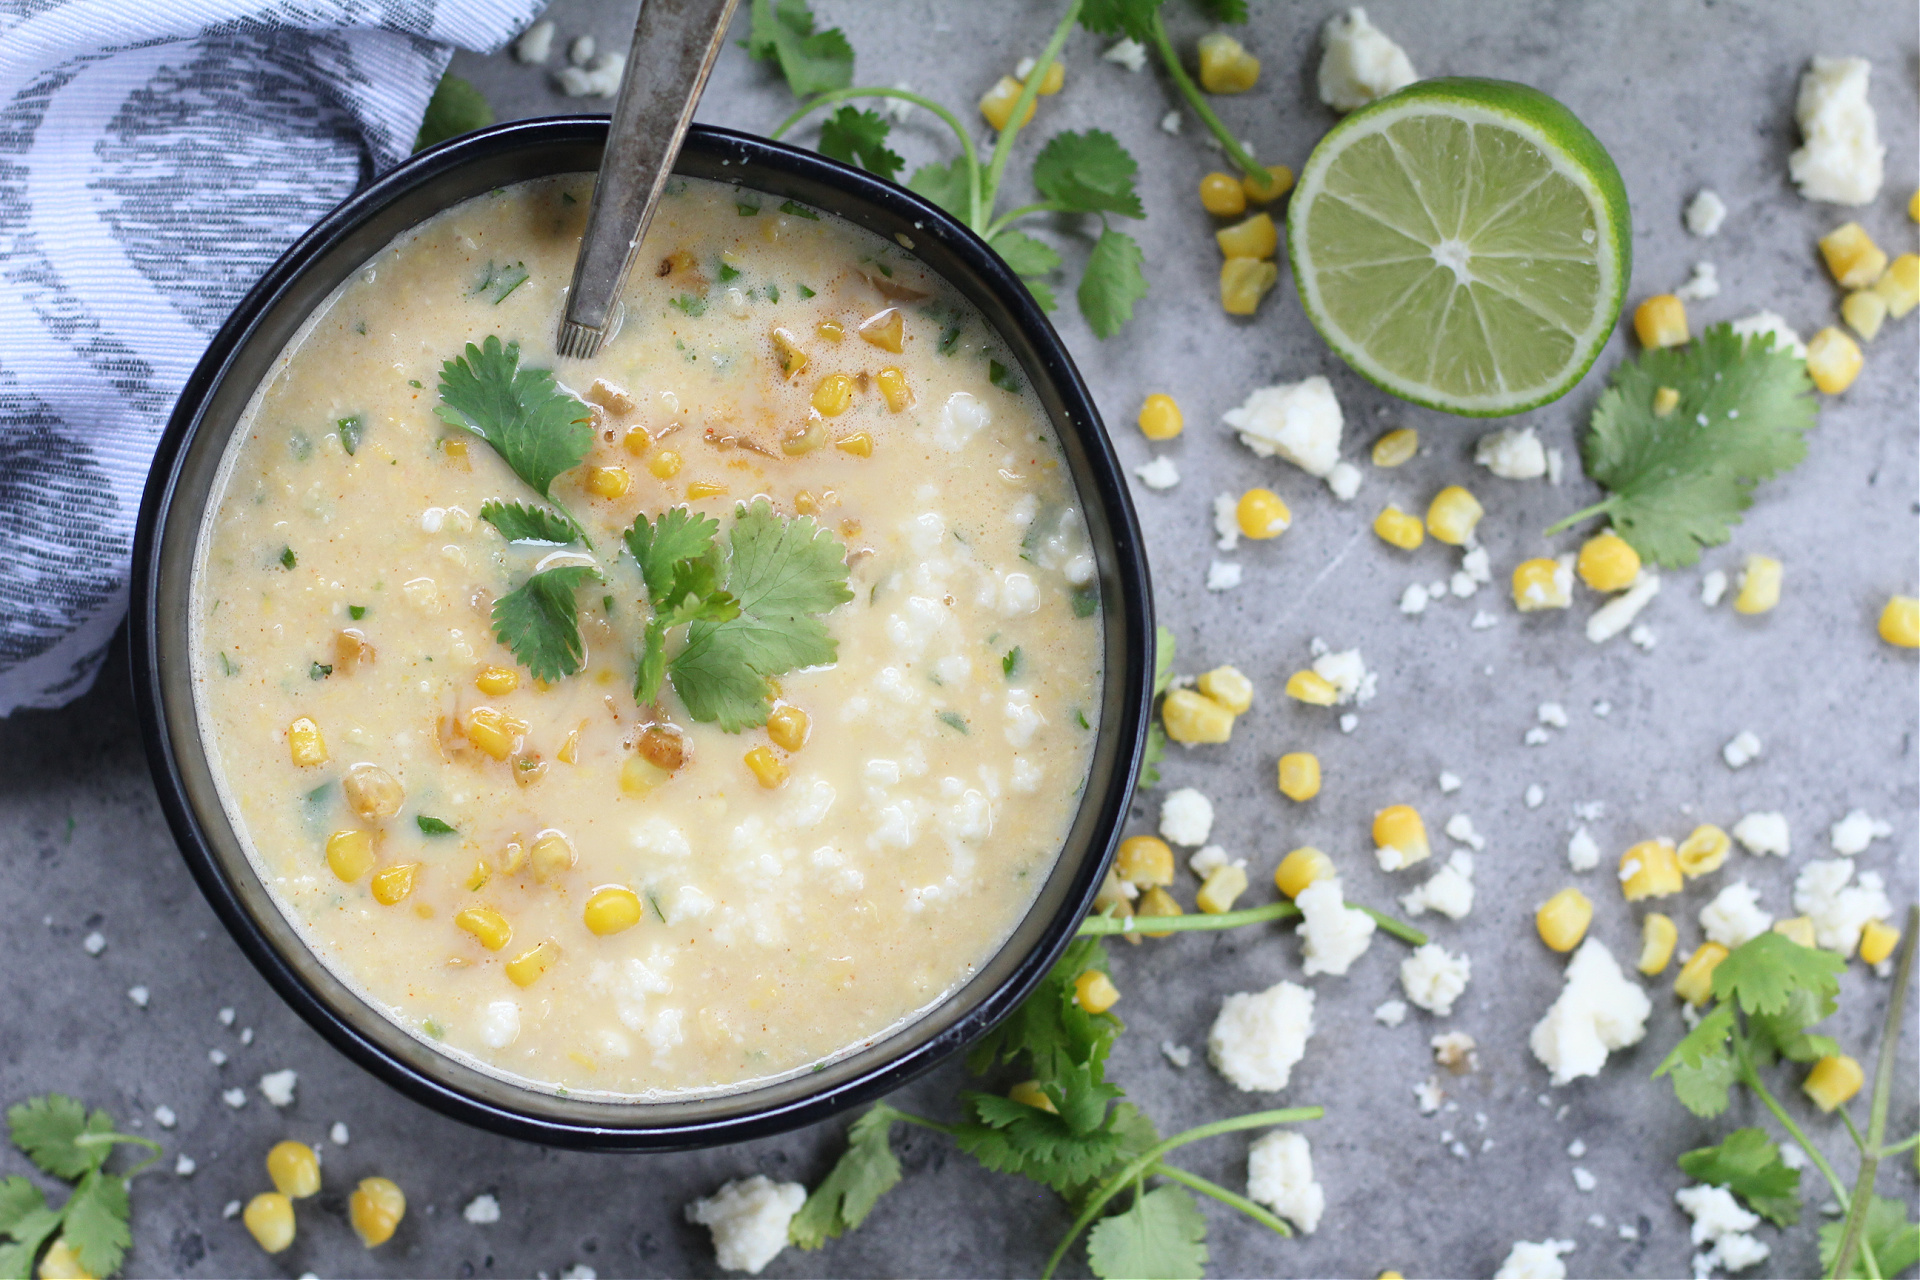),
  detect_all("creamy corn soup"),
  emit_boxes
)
[192,175,1103,1100]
